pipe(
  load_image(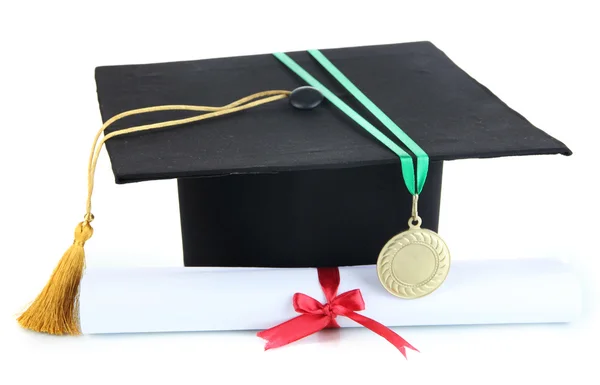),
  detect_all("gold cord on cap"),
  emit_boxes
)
[17,90,291,335]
